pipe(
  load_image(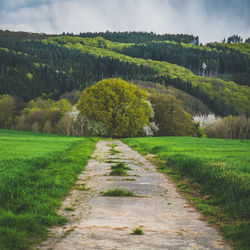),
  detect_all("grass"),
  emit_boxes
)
[123,136,250,250]
[131,228,144,235]
[105,160,119,163]
[122,178,136,181]
[108,143,121,155]
[75,183,91,191]
[109,162,131,176]
[110,168,128,176]
[101,188,135,197]
[0,129,98,250]
[111,162,131,170]
[64,207,75,212]
[109,148,121,155]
